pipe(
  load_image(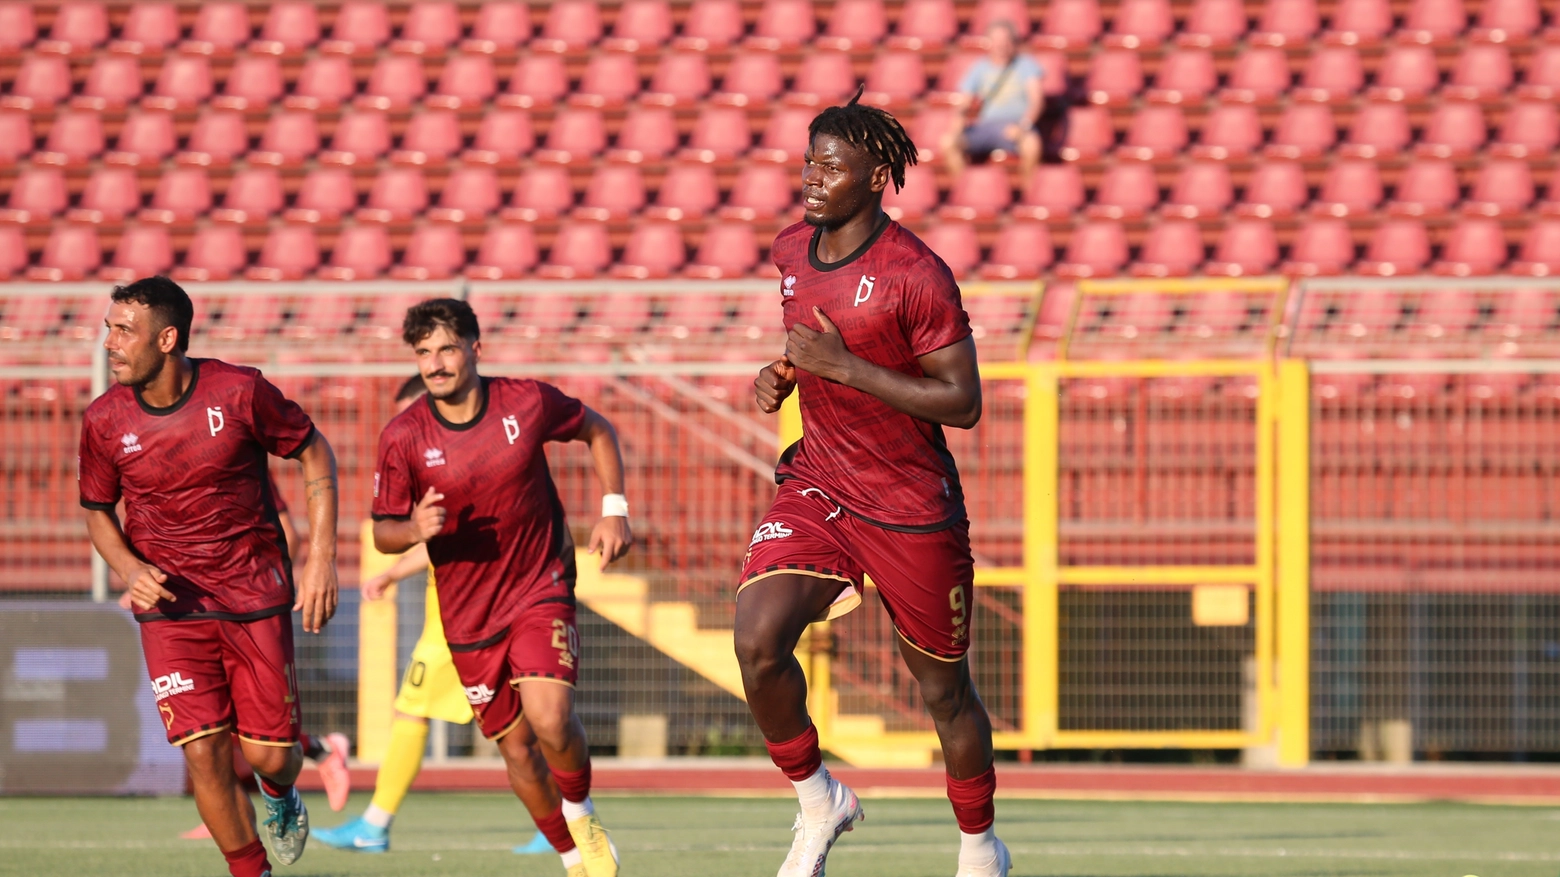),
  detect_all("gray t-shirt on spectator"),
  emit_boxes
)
[959,55,1045,125]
